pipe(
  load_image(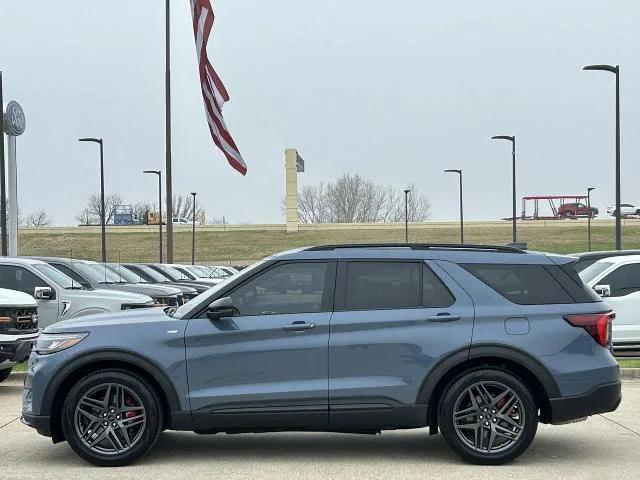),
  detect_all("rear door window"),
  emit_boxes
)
[462,264,574,305]
[344,262,421,310]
